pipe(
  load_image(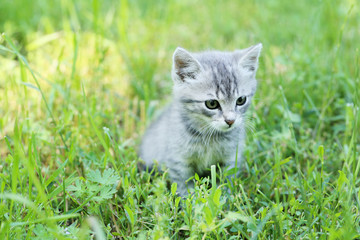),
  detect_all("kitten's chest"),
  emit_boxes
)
[184,141,232,174]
